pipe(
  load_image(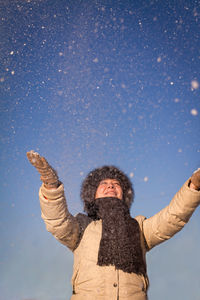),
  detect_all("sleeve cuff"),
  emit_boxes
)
[40,182,65,201]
